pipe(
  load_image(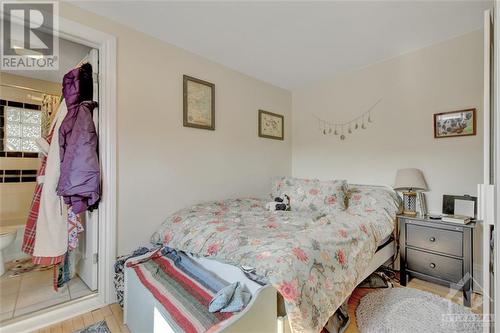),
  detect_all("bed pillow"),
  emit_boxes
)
[345,184,402,218]
[271,176,347,213]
